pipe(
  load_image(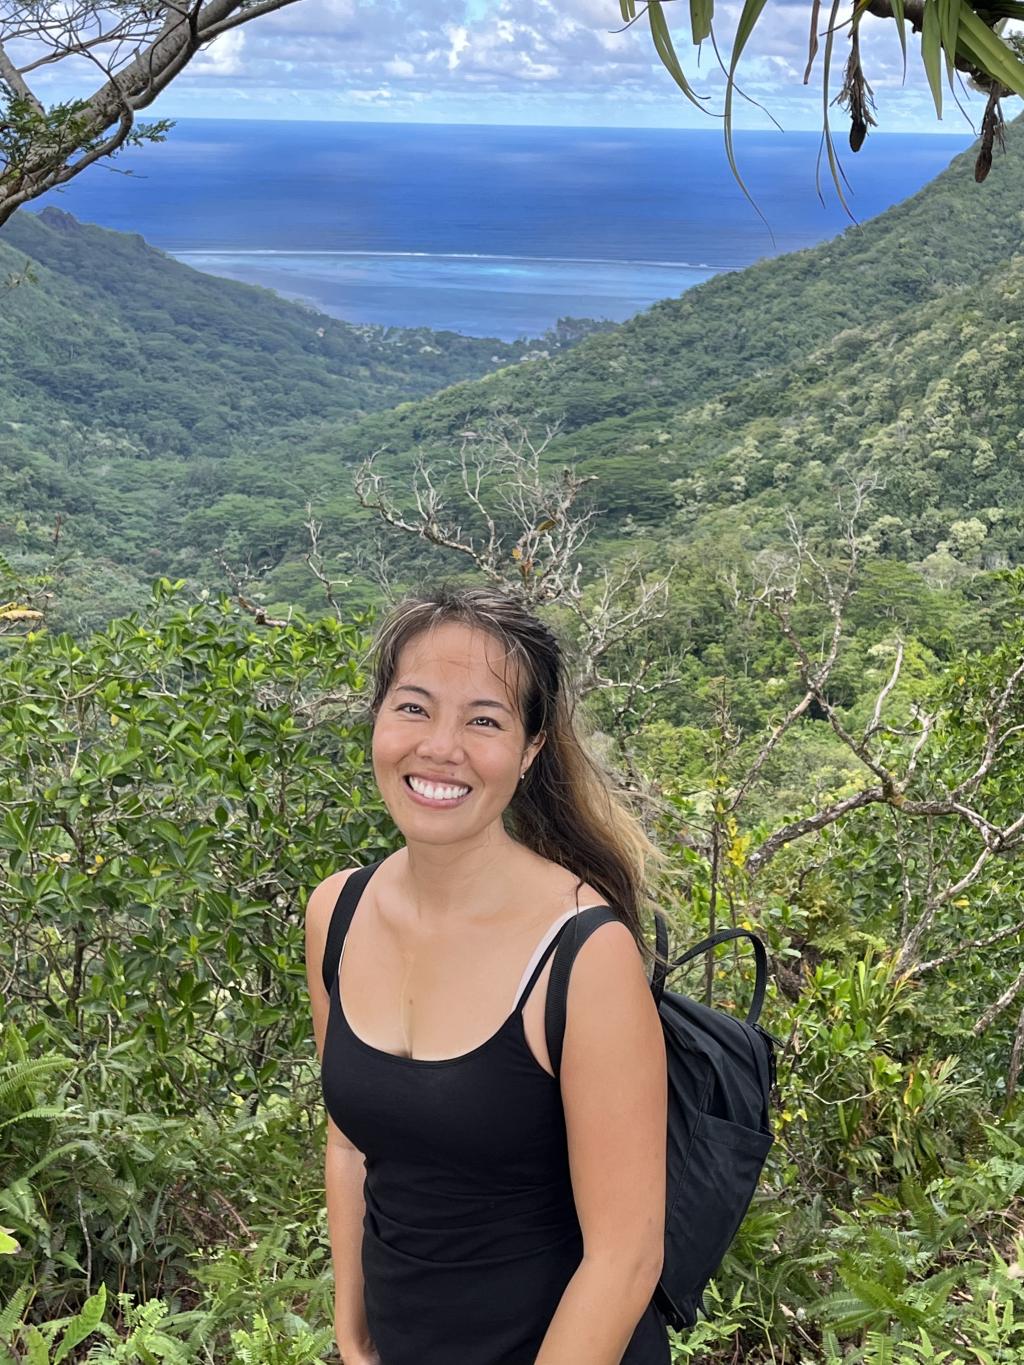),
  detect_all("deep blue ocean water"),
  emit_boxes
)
[38,120,974,339]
